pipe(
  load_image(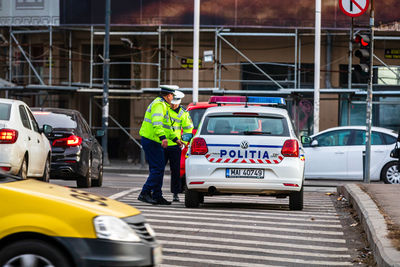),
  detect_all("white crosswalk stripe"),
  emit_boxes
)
[119,192,354,266]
